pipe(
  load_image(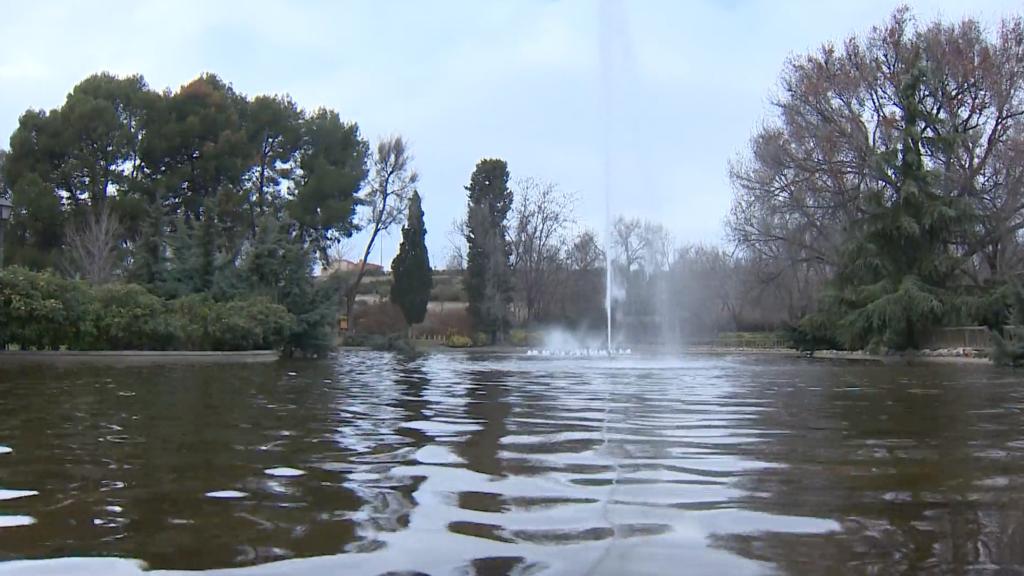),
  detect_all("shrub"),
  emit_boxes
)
[352,301,408,336]
[206,298,294,351]
[0,267,296,352]
[169,294,216,350]
[415,305,472,339]
[509,329,530,347]
[430,281,465,302]
[0,267,94,350]
[90,284,180,350]
[445,334,474,348]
